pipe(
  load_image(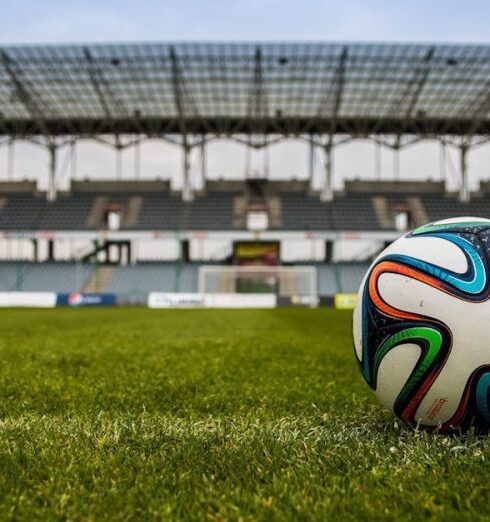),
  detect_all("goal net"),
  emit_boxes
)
[198,265,317,304]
